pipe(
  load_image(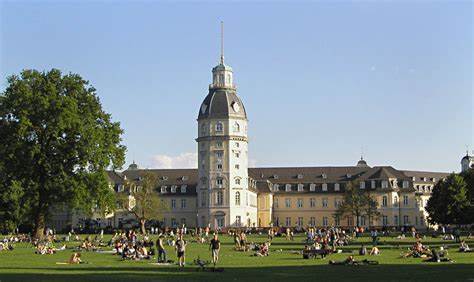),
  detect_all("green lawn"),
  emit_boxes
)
[0,234,473,282]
